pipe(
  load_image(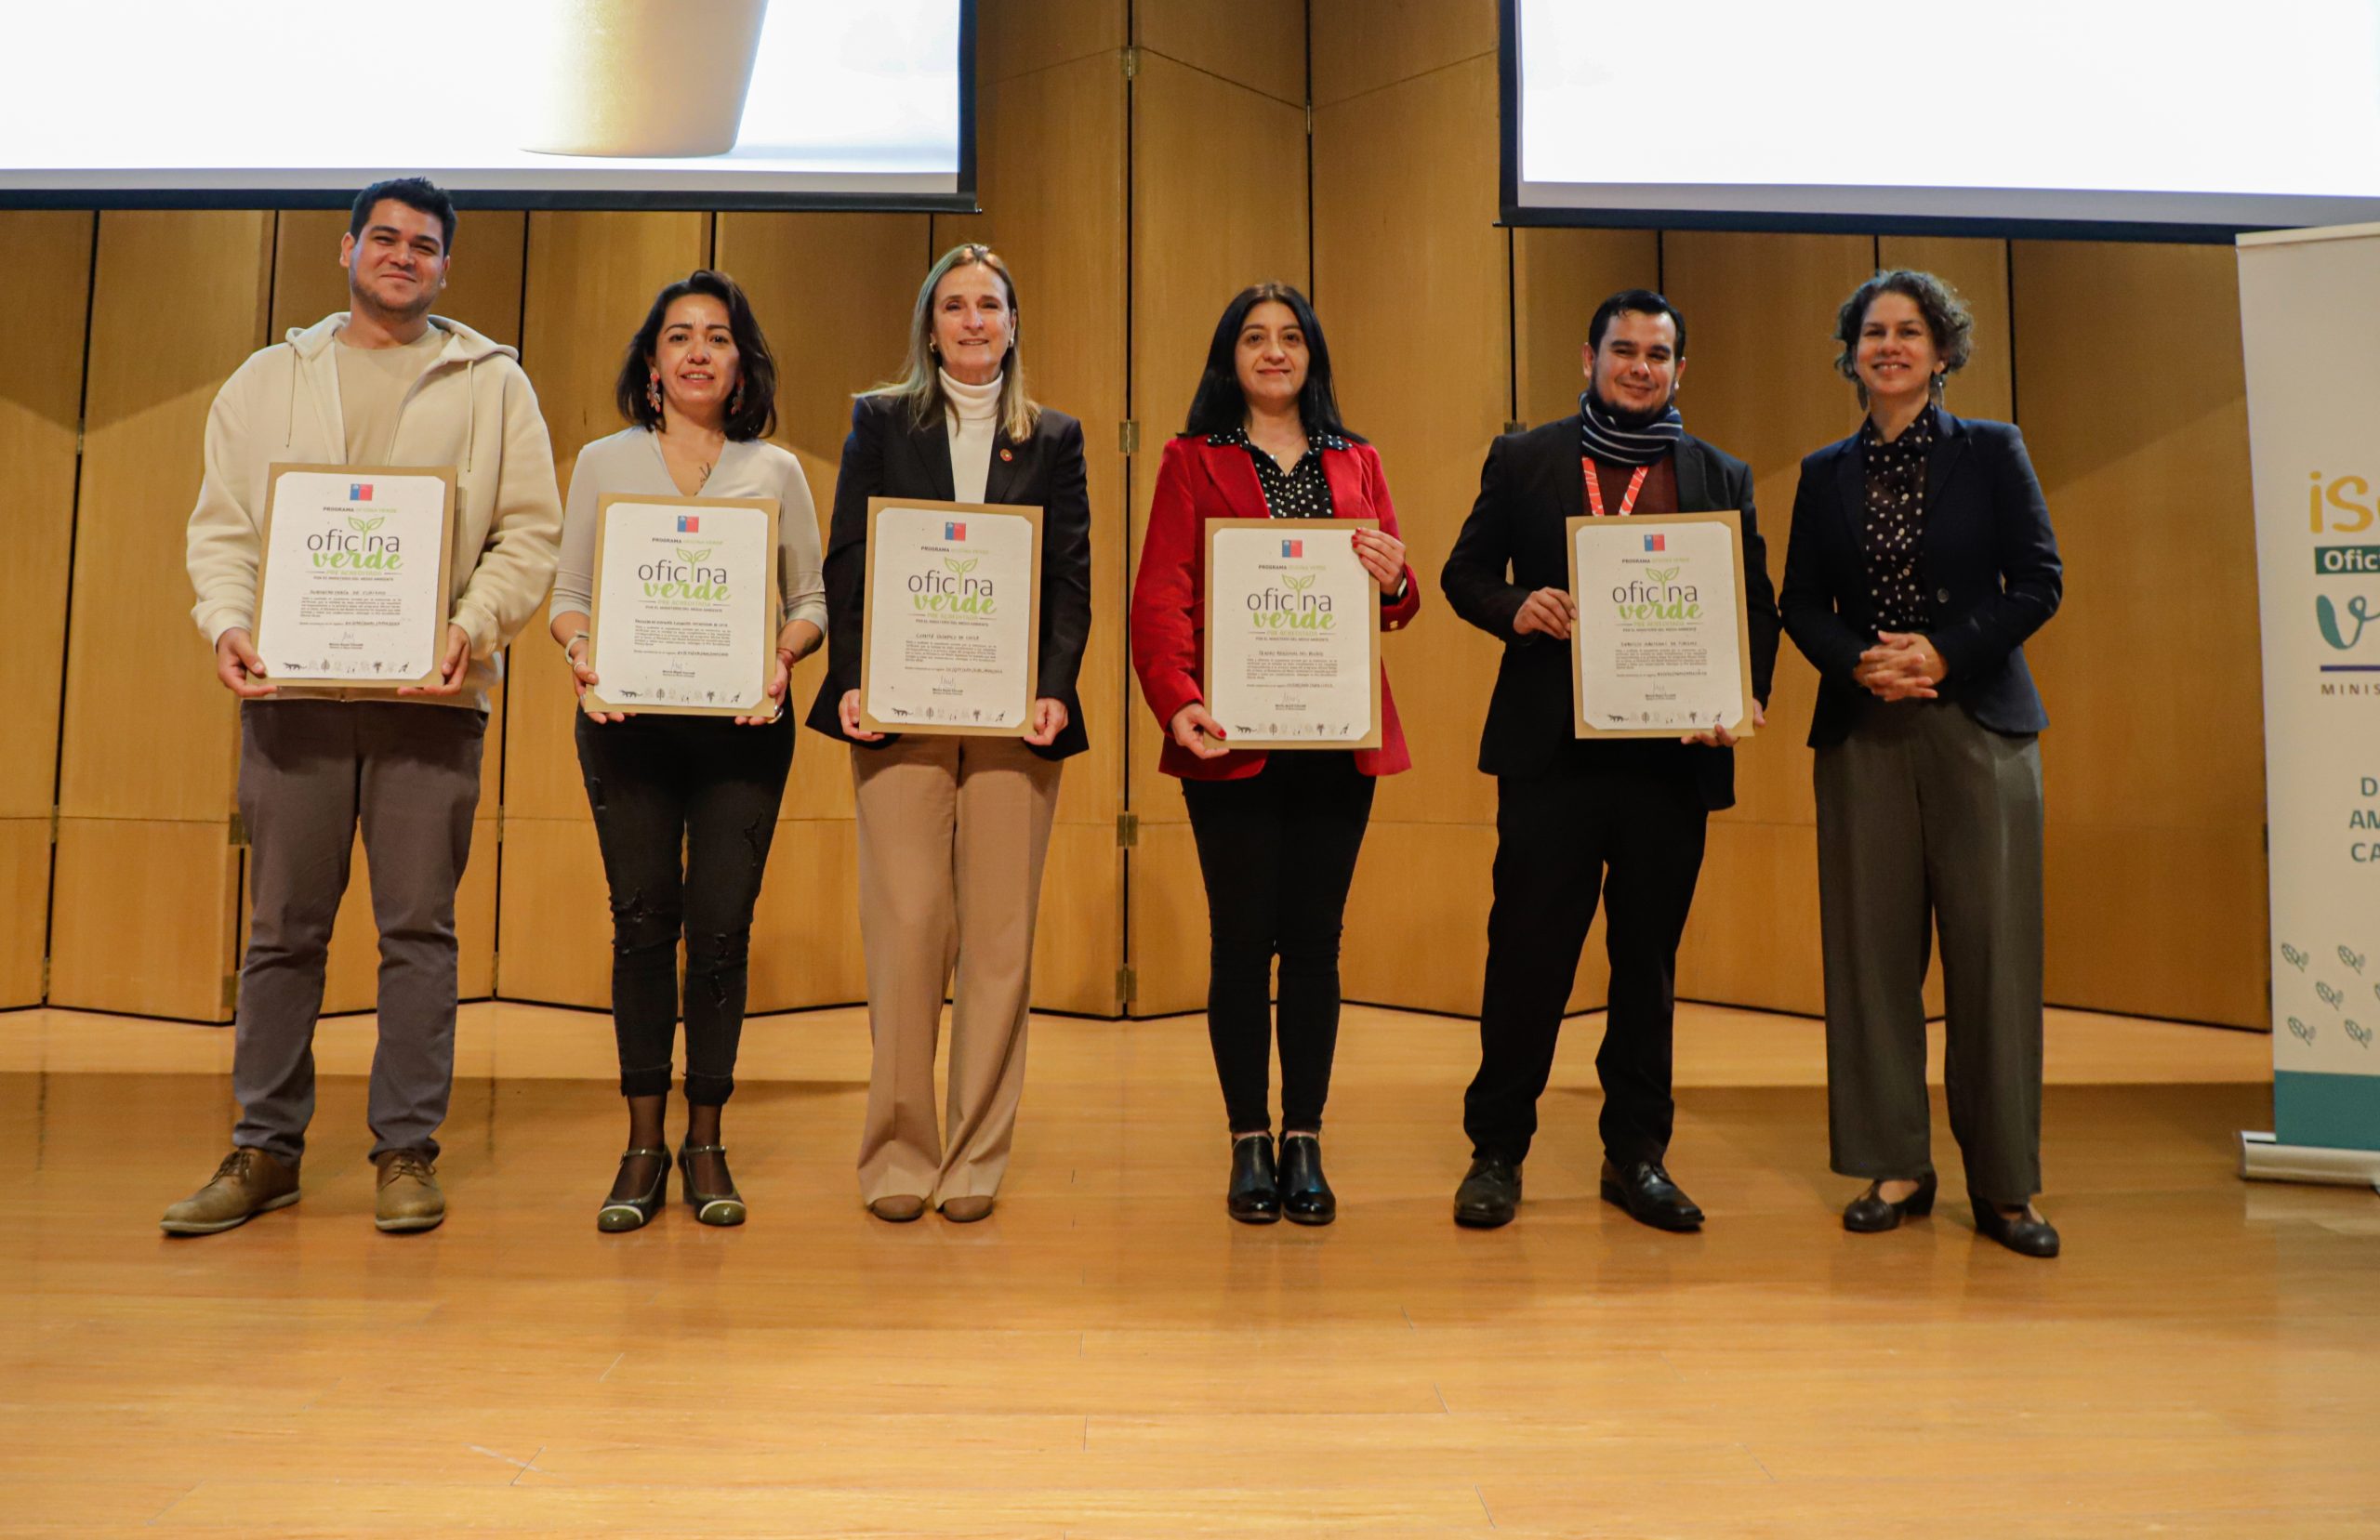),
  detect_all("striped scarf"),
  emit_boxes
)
[1579,390,1684,467]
